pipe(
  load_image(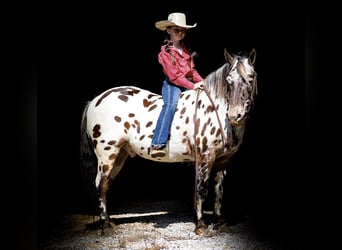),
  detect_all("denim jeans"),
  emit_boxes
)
[151,78,185,148]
